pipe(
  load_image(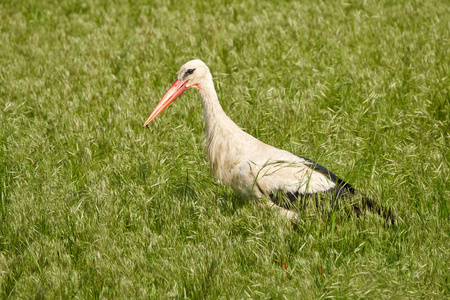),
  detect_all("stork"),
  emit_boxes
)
[144,60,394,224]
